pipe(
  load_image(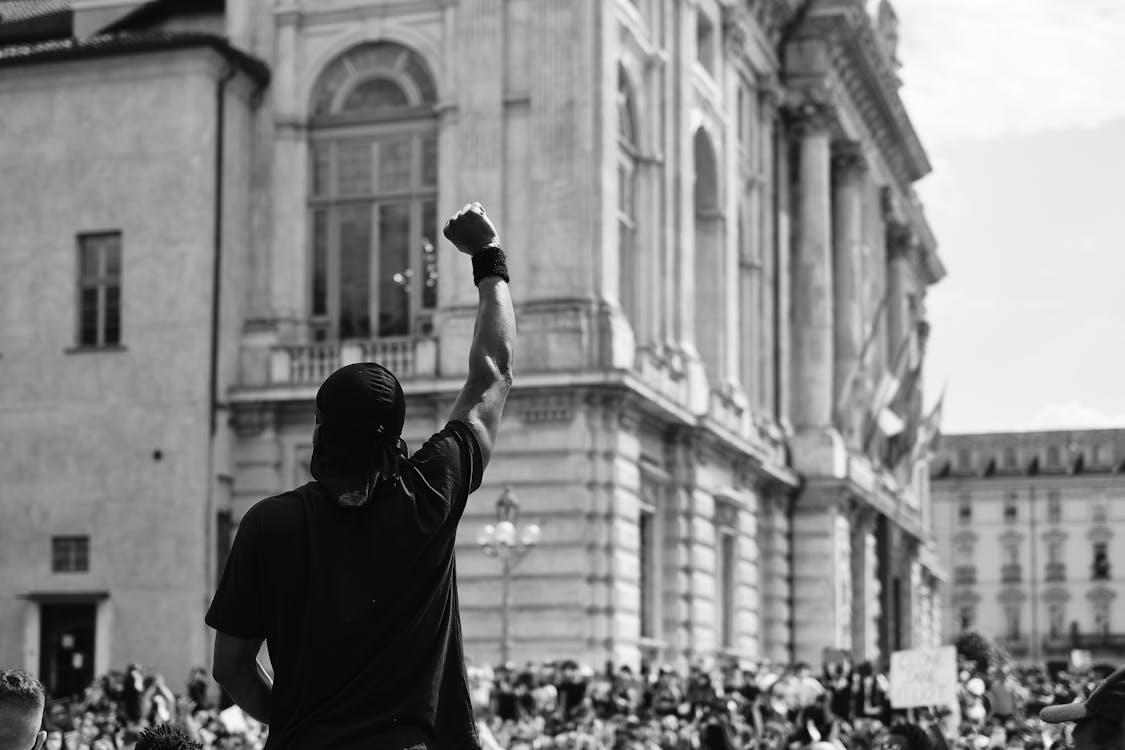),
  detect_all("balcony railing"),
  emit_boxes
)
[1001,564,1022,583]
[268,338,437,385]
[1045,562,1066,582]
